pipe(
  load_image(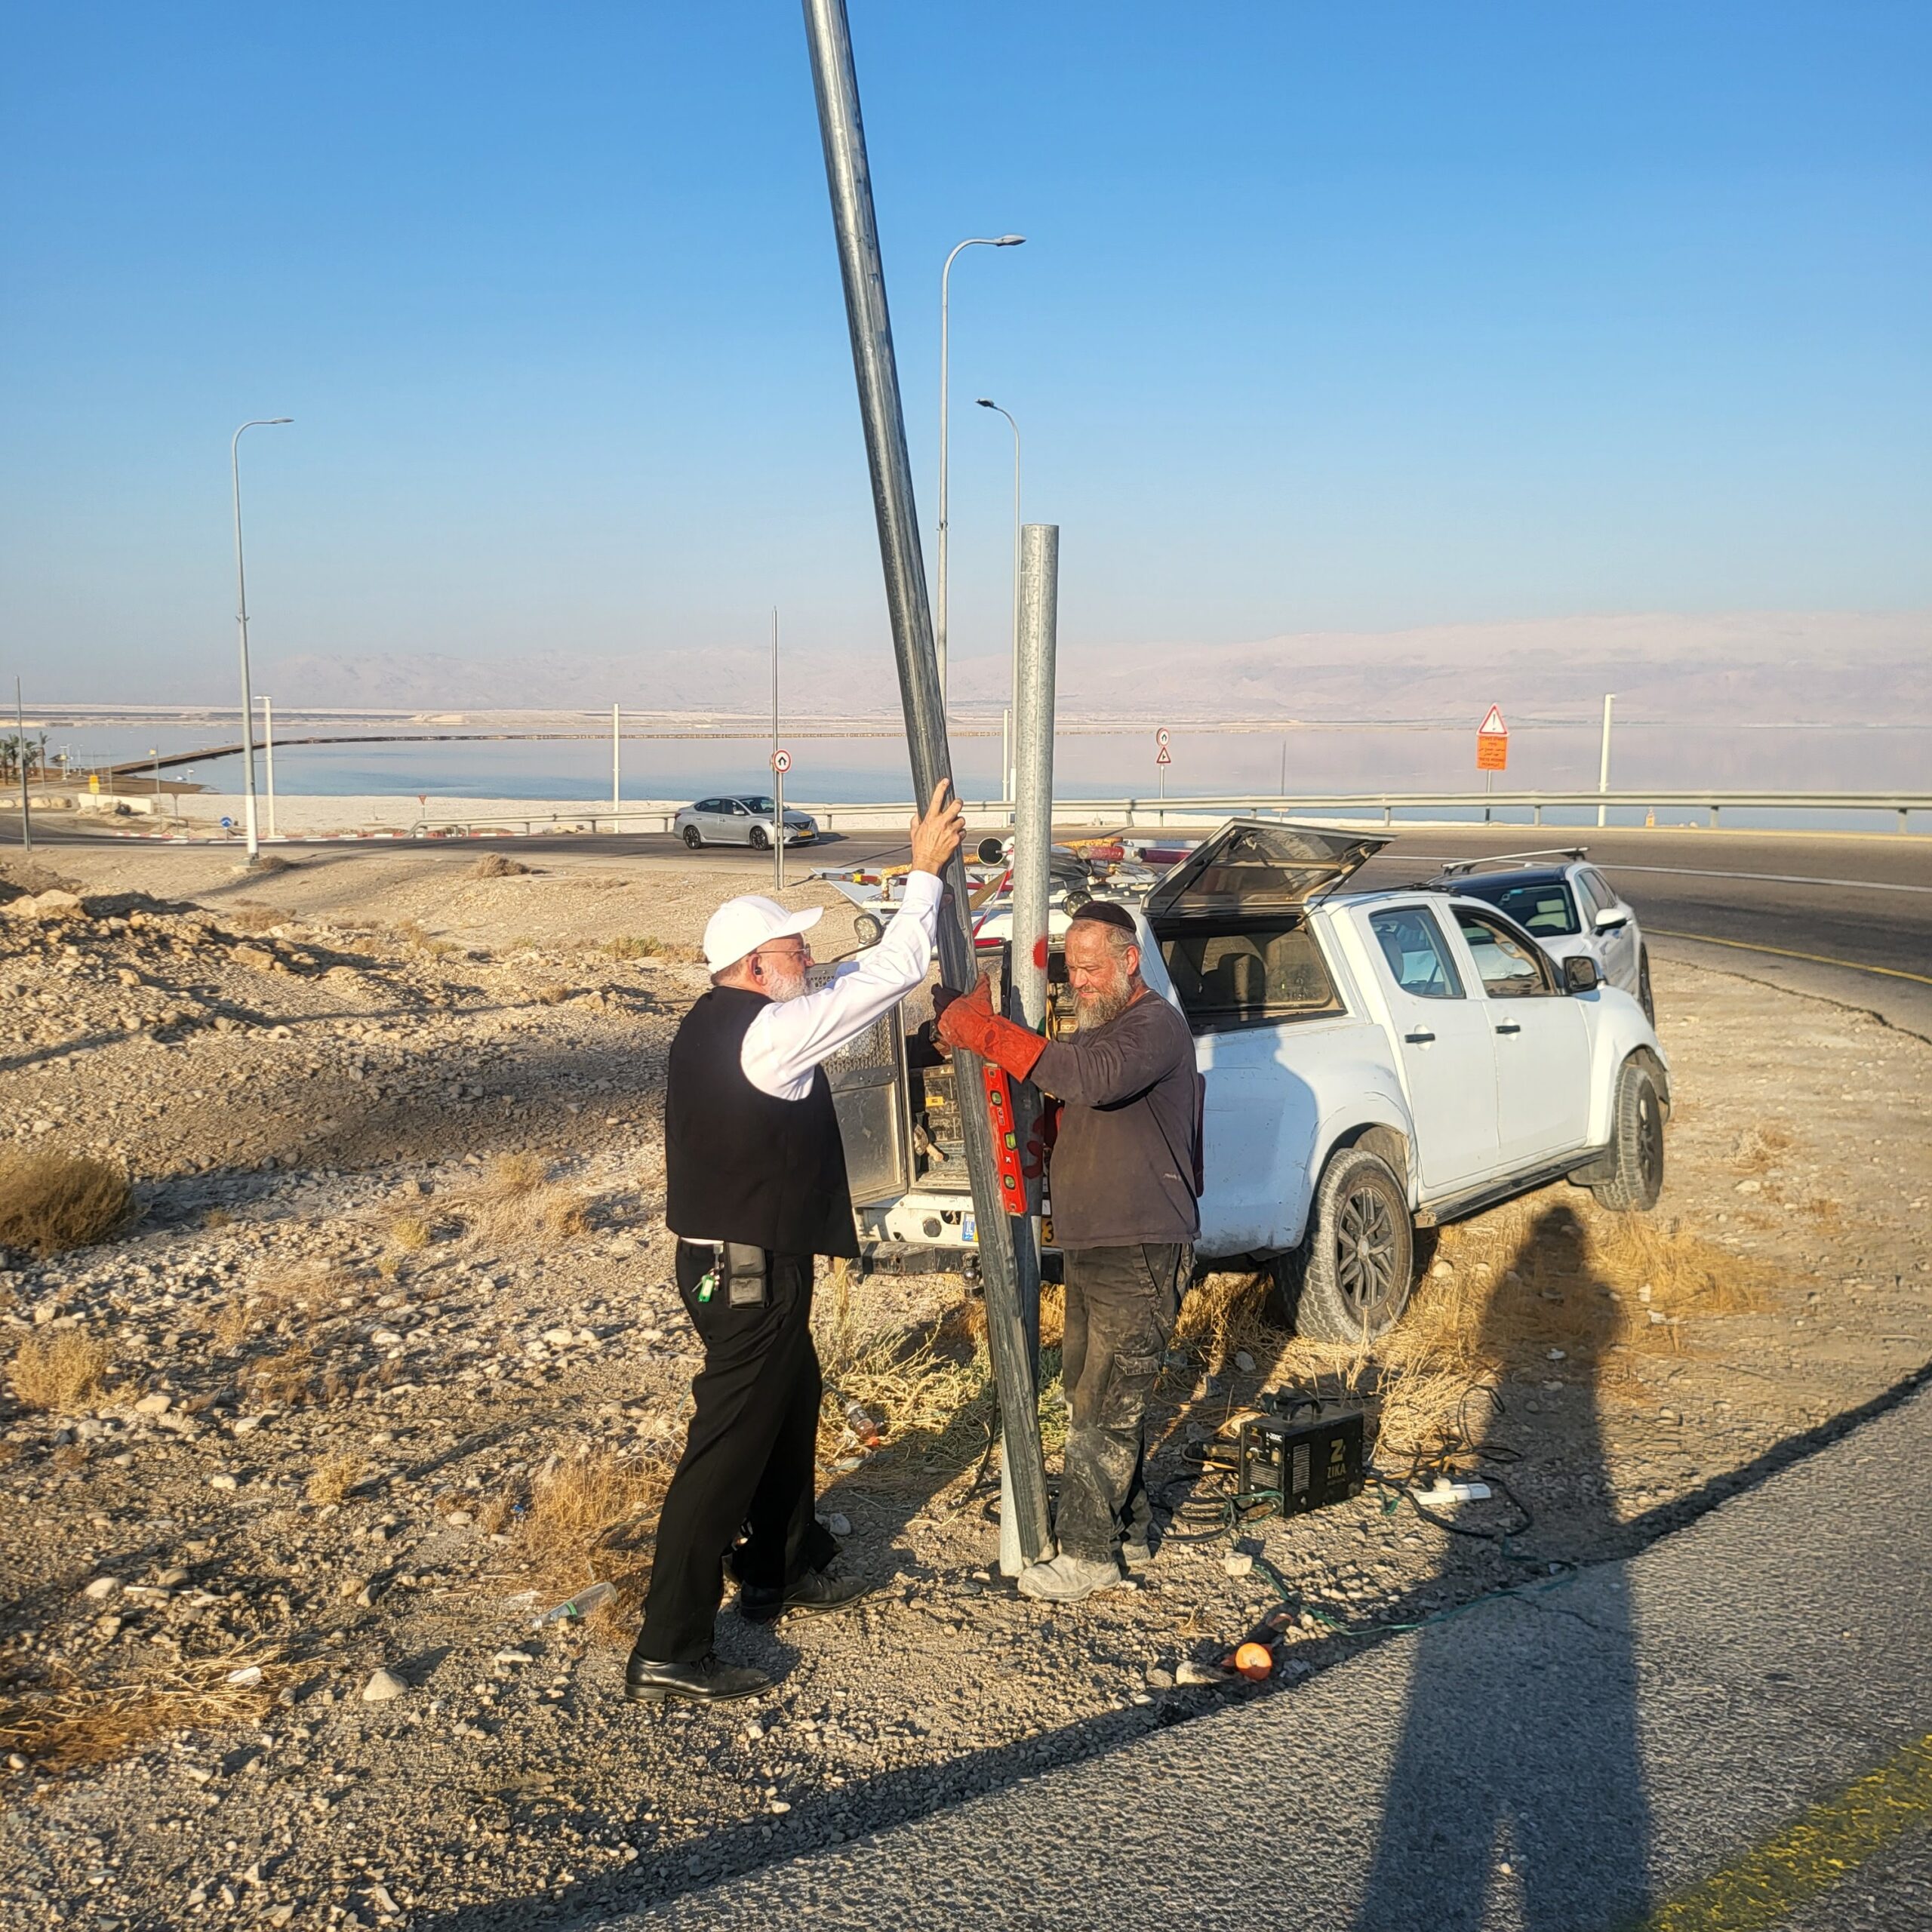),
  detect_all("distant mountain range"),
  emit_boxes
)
[257,607,1927,725]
